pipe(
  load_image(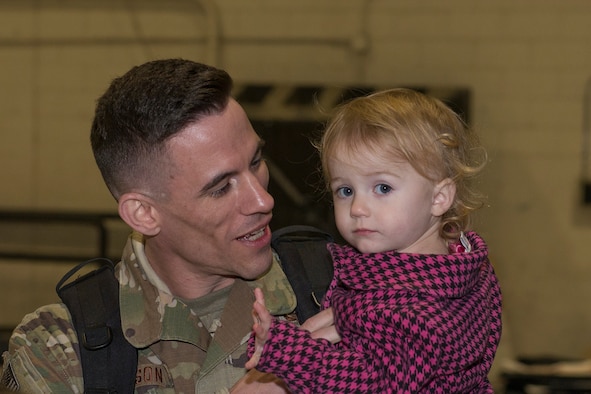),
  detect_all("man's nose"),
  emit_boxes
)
[242,173,274,214]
